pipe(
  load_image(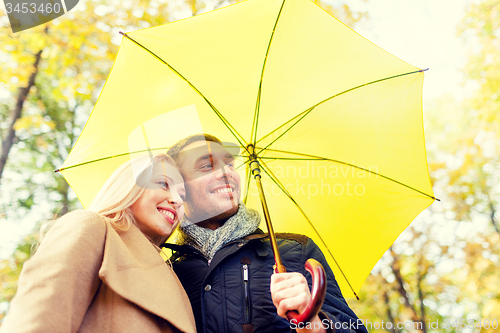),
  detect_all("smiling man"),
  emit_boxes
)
[164,134,367,333]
